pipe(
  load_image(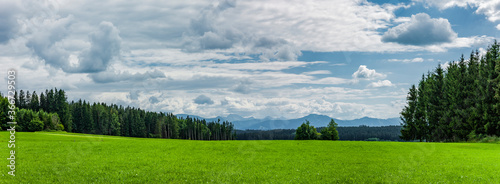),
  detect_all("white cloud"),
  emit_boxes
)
[88,69,165,83]
[368,80,395,88]
[415,0,500,23]
[388,57,425,63]
[382,13,457,45]
[352,65,386,80]
[302,70,332,75]
[211,61,326,71]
